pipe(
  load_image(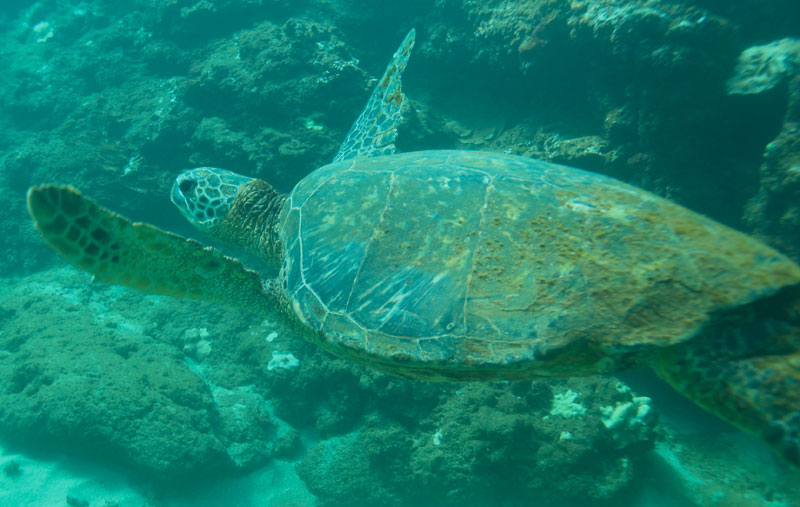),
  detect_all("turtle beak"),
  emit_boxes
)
[170,167,254,230]
[171,173,197,222]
